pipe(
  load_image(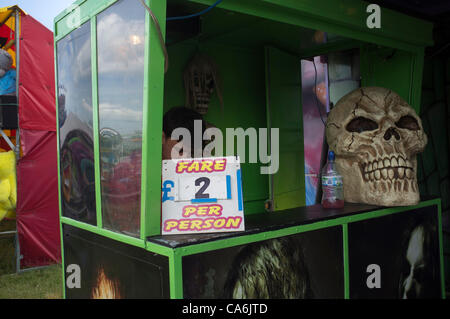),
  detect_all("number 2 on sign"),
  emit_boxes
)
[195,177,211,199]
